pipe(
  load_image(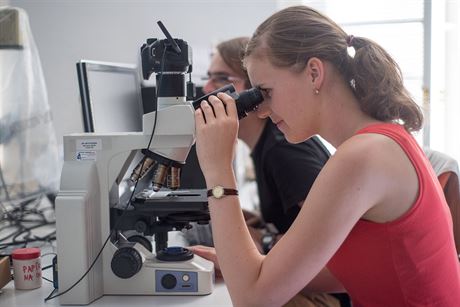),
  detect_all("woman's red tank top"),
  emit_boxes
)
[327,123,460,306]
